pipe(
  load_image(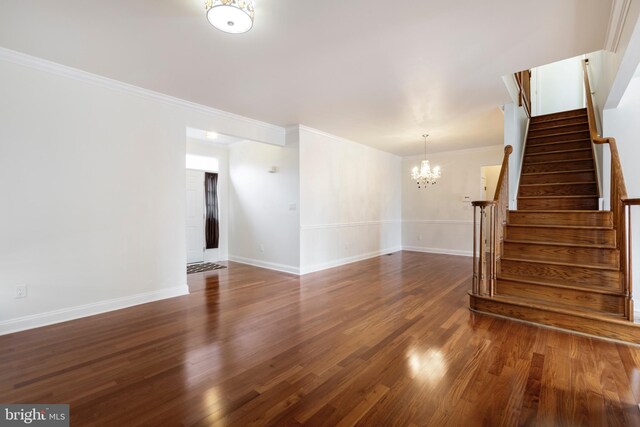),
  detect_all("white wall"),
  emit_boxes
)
[531,55,585,116]
[0,53,284,334]
[186,139,229,263]
[298,126,401,274]
[402,145,504,256]
[602,70,640,310]
[503,103,529,209]
[228,131,300,274]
